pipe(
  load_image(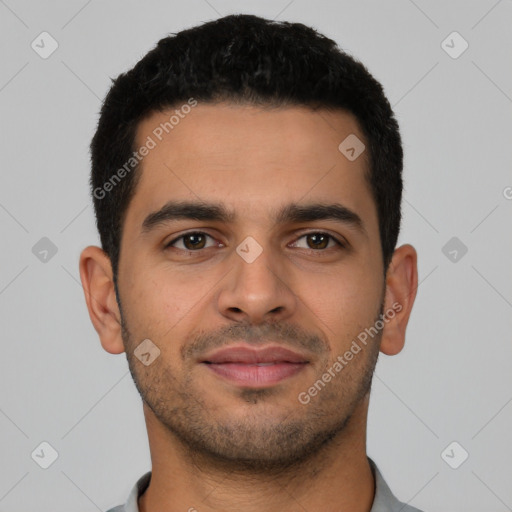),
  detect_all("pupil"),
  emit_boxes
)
[309,234,327,249]
[186,234,204,249]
